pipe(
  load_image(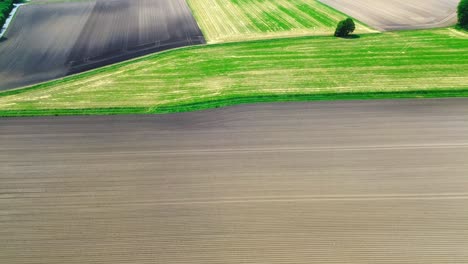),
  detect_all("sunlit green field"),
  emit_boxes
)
[187,0,374,43]
[1,28,467,116]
